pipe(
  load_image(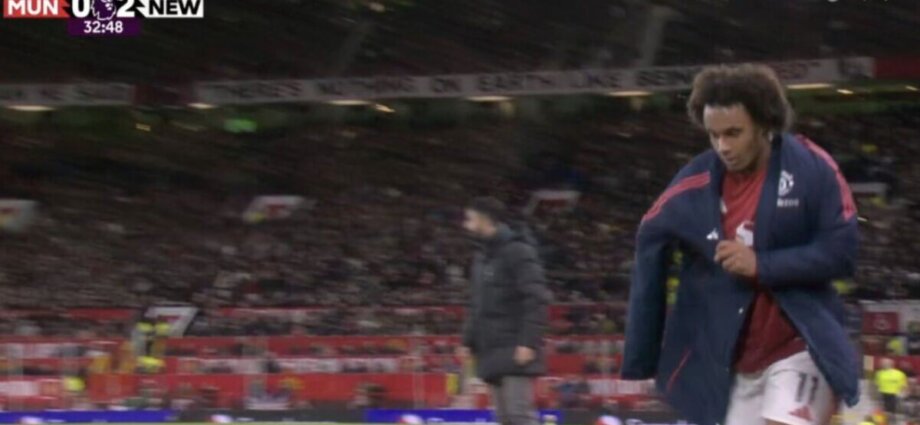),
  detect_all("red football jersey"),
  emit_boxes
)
[721,168,806,373]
